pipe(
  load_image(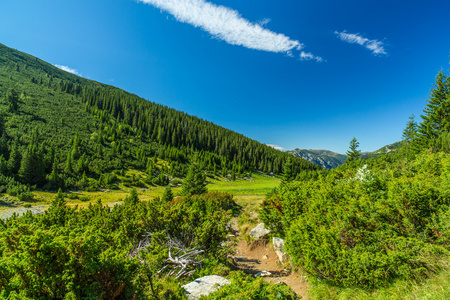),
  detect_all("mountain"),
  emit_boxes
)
[287,149,347,169]
[0,43,319,192]
[288,142,403,169]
